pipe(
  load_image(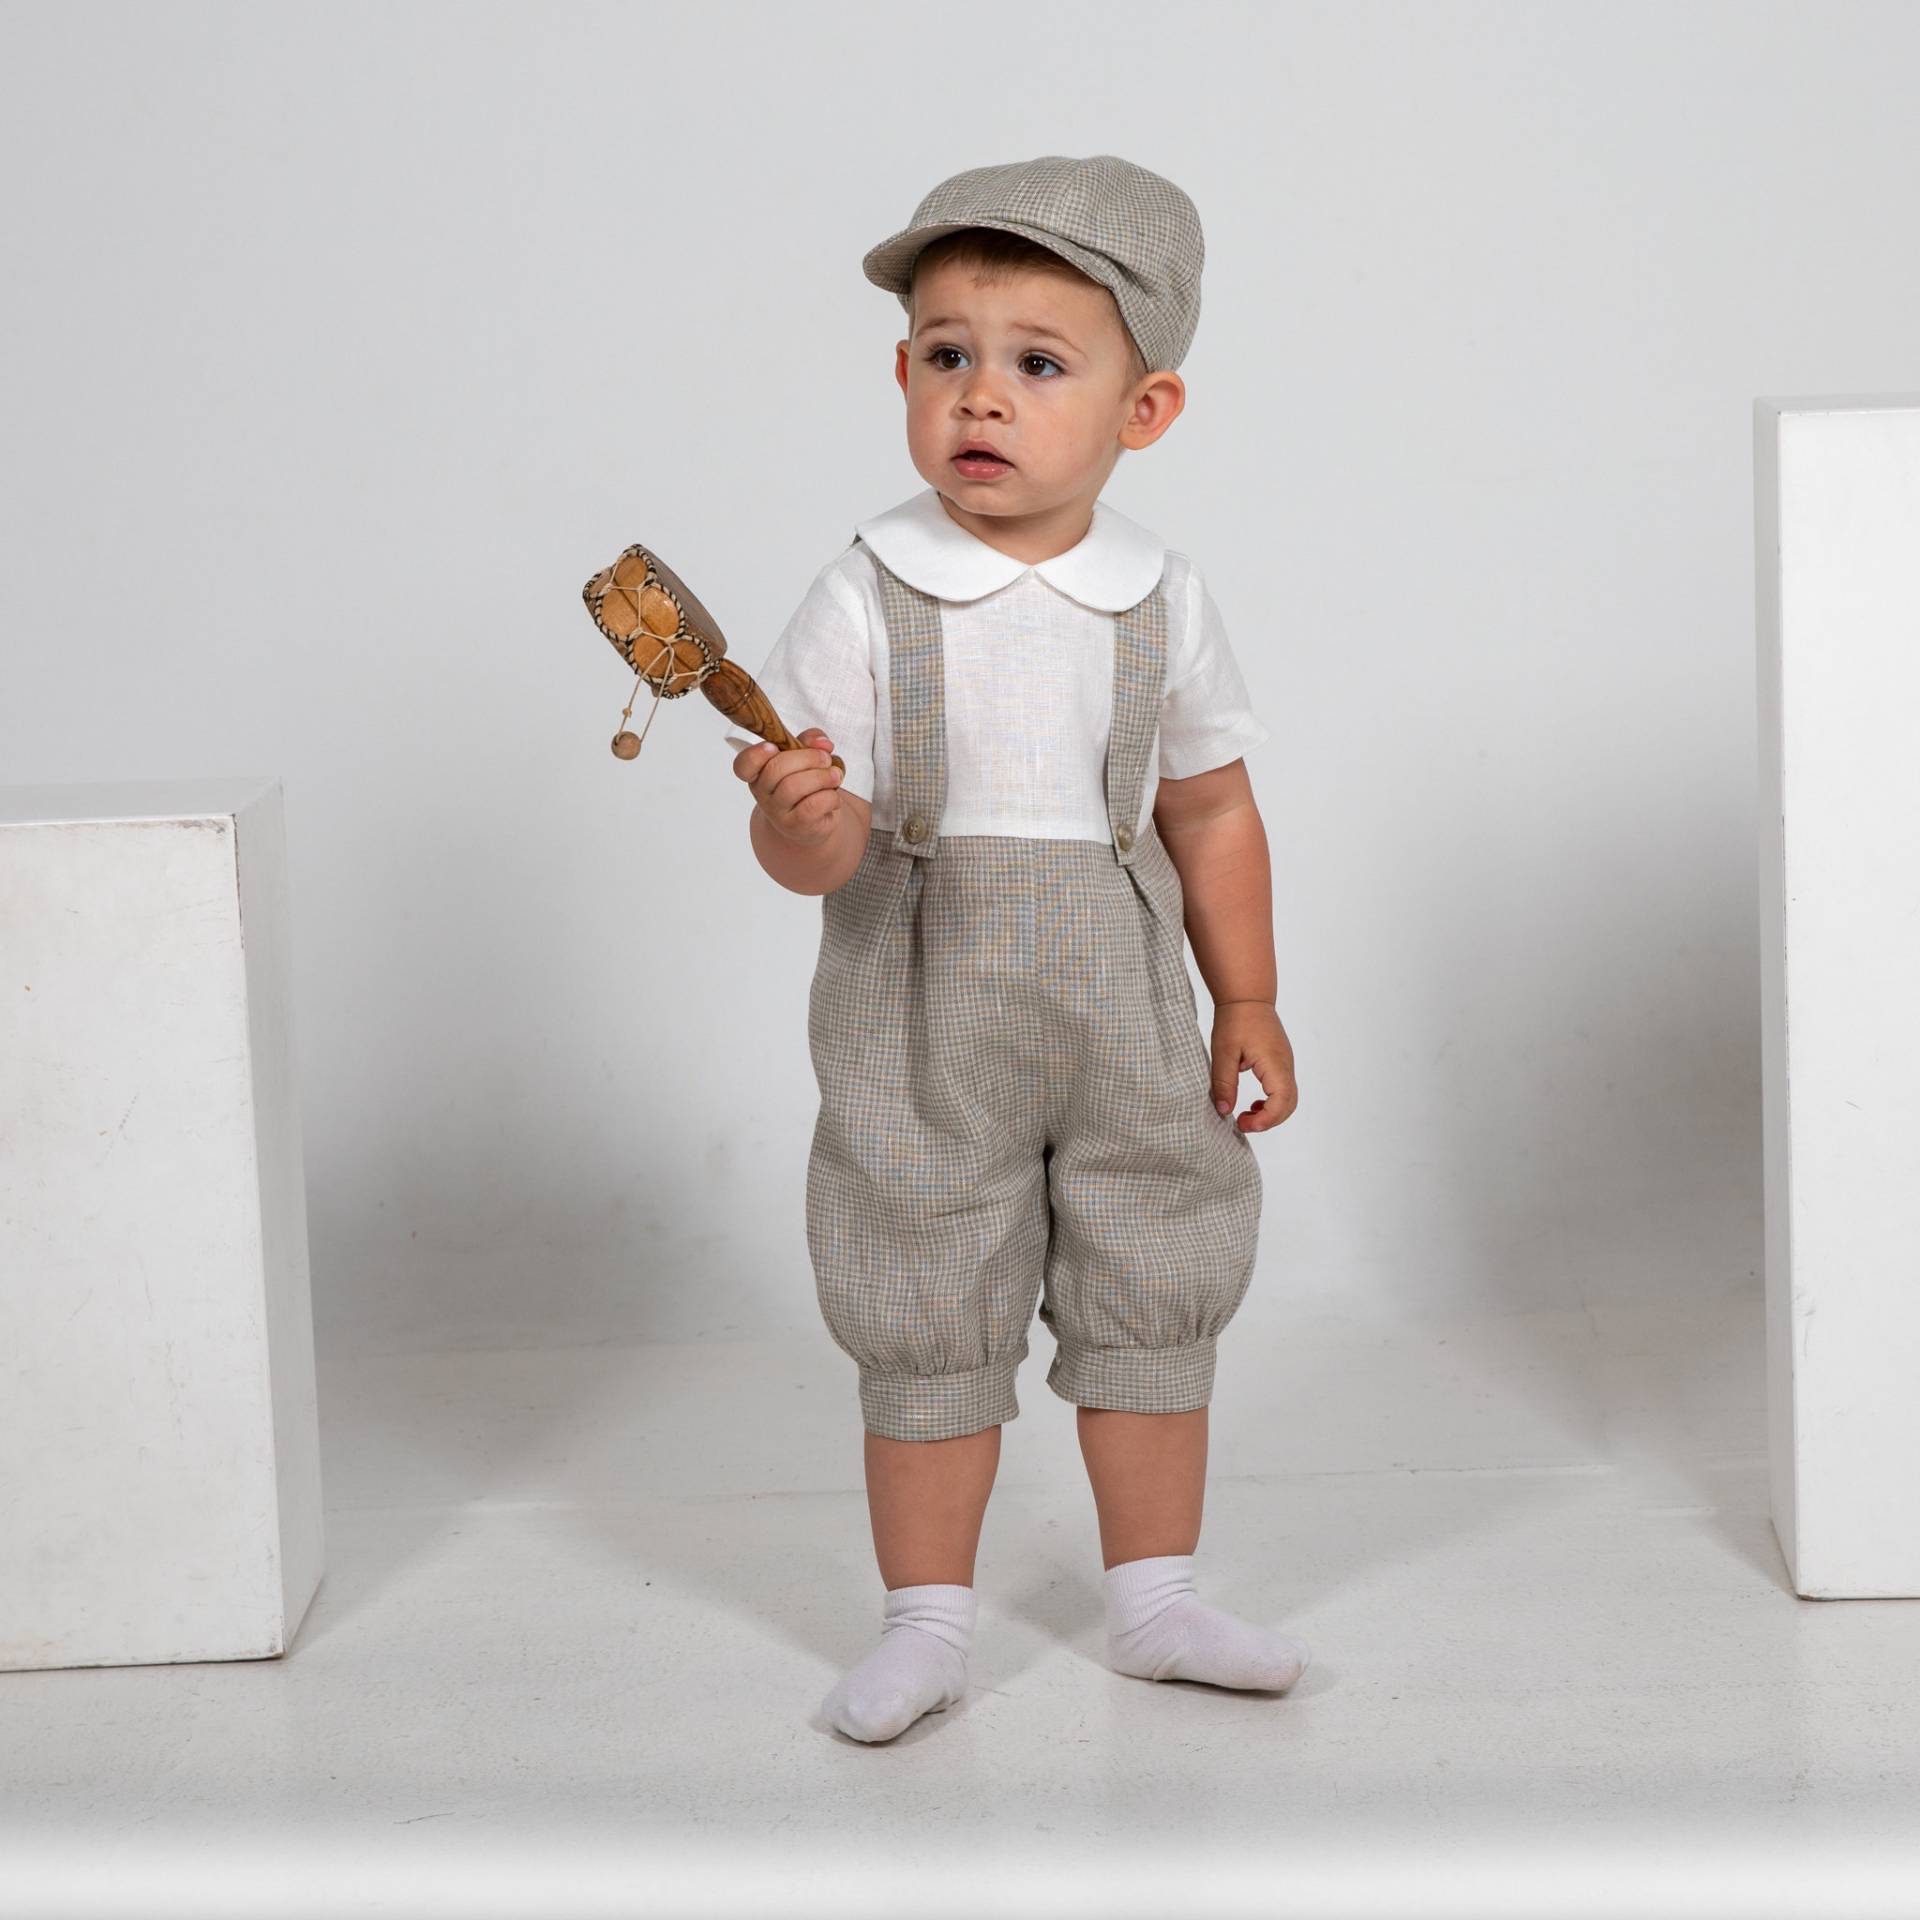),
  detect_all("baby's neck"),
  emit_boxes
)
[935,487,1099,566]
